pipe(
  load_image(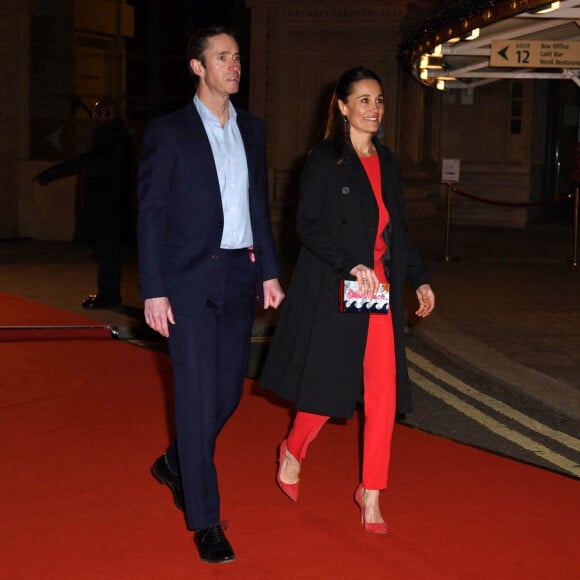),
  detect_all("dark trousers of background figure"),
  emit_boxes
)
[165,249,256,531]
[93,233,122,304]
